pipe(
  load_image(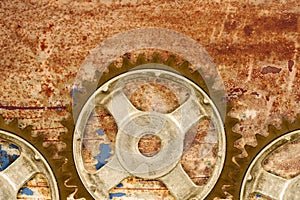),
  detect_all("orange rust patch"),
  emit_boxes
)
[261,66,282,74]
[138,134,162,157]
